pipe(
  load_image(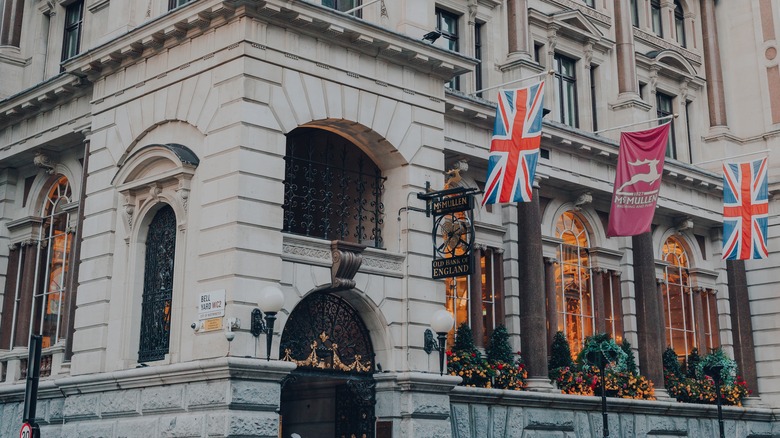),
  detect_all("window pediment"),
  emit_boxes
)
[113,143,199,237]
[645,49,697,77]
[551,10,604,41]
